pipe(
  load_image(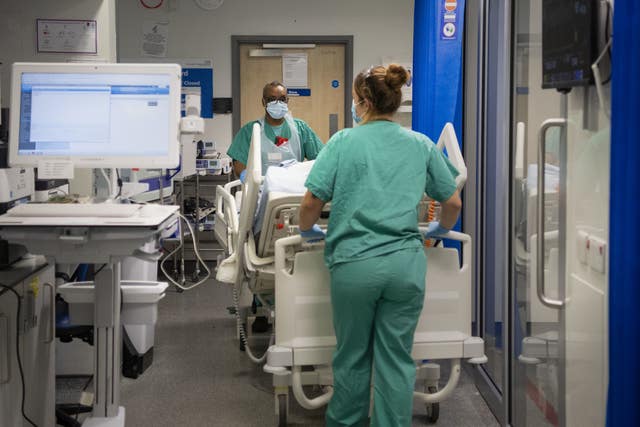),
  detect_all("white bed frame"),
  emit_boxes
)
[214,123,486,424]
